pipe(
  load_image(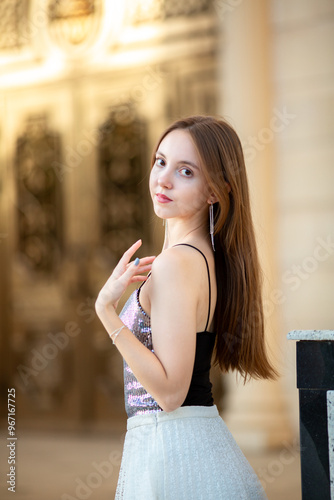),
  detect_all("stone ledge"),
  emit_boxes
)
[287,330,334,341]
